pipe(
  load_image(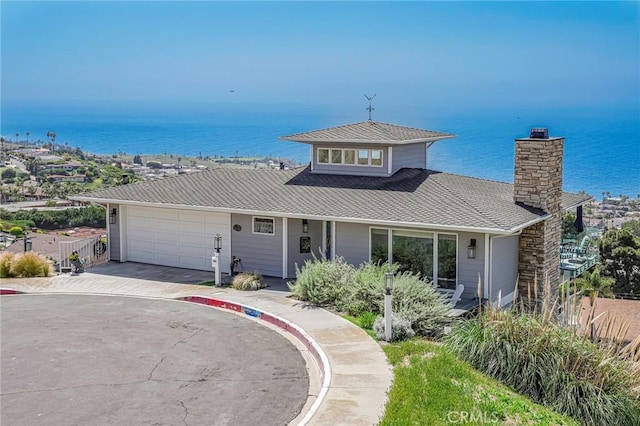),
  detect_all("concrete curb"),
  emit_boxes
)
[175,295,331,426]
[0,288,23,295]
